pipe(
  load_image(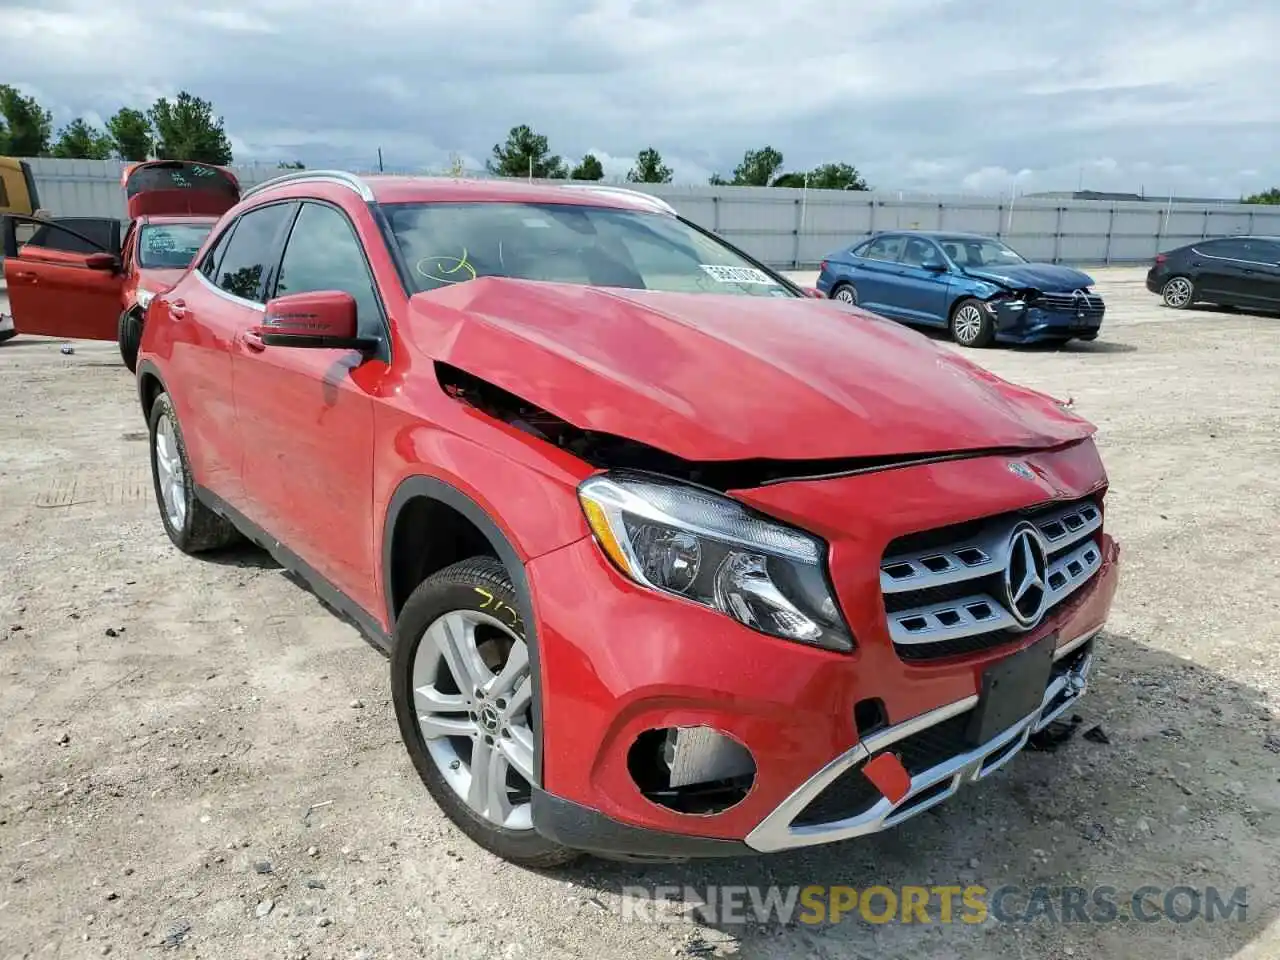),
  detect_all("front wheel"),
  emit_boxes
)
[147,393,241,553]
[1160,276,1195,309]
[950,298,994,348]
[391,557,578,867]
[118,310,142,372]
